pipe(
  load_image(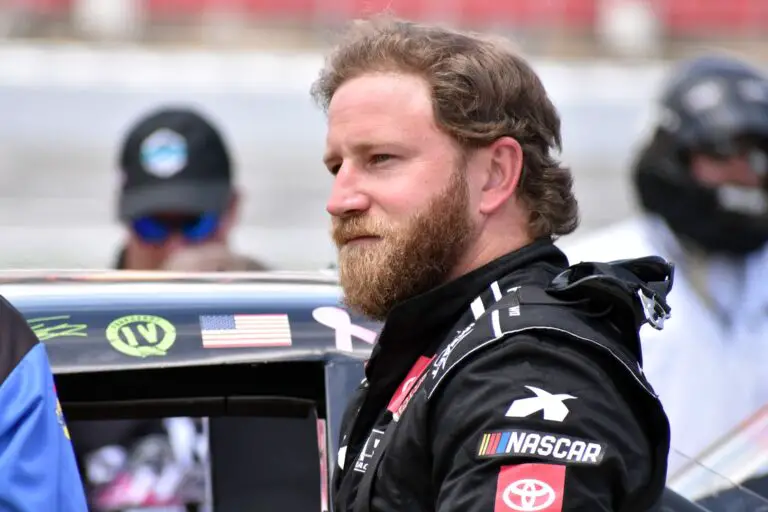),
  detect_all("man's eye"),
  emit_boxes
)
[371,154,393,165]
